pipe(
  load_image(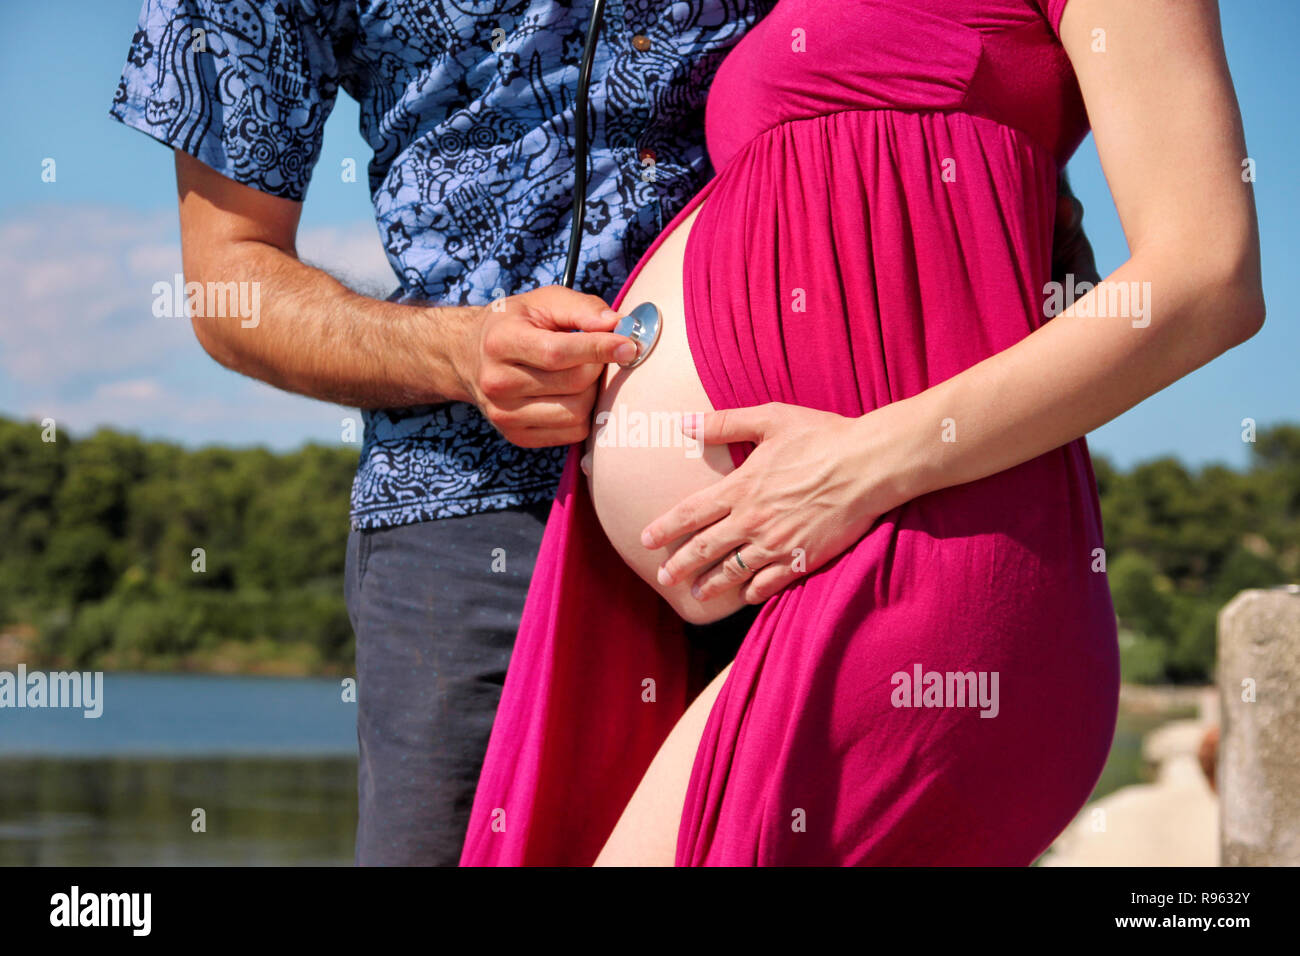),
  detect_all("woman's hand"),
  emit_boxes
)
[641,402,919,606]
